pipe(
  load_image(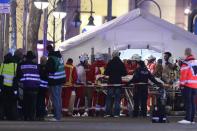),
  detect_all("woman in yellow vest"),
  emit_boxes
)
[0,53,18,120]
